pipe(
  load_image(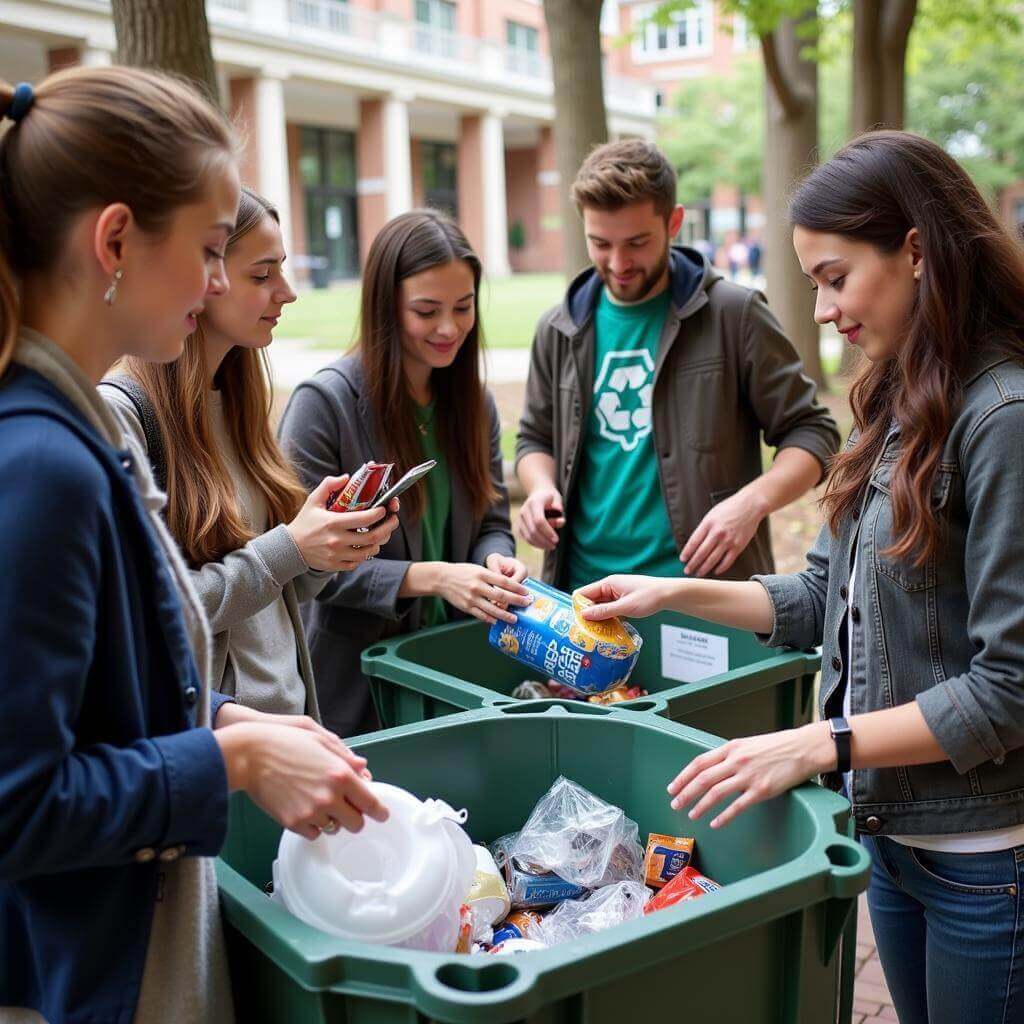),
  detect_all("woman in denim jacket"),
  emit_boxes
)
[579,131,1024,1024]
